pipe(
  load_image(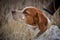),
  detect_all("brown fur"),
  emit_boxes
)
[23,7,48,33]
